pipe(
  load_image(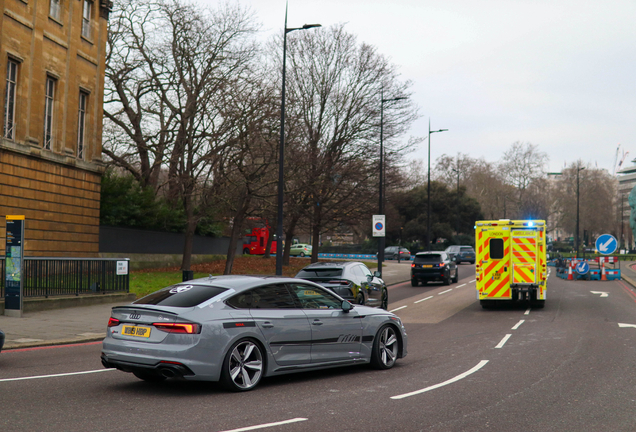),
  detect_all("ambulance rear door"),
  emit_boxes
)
[477,225,512,300]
